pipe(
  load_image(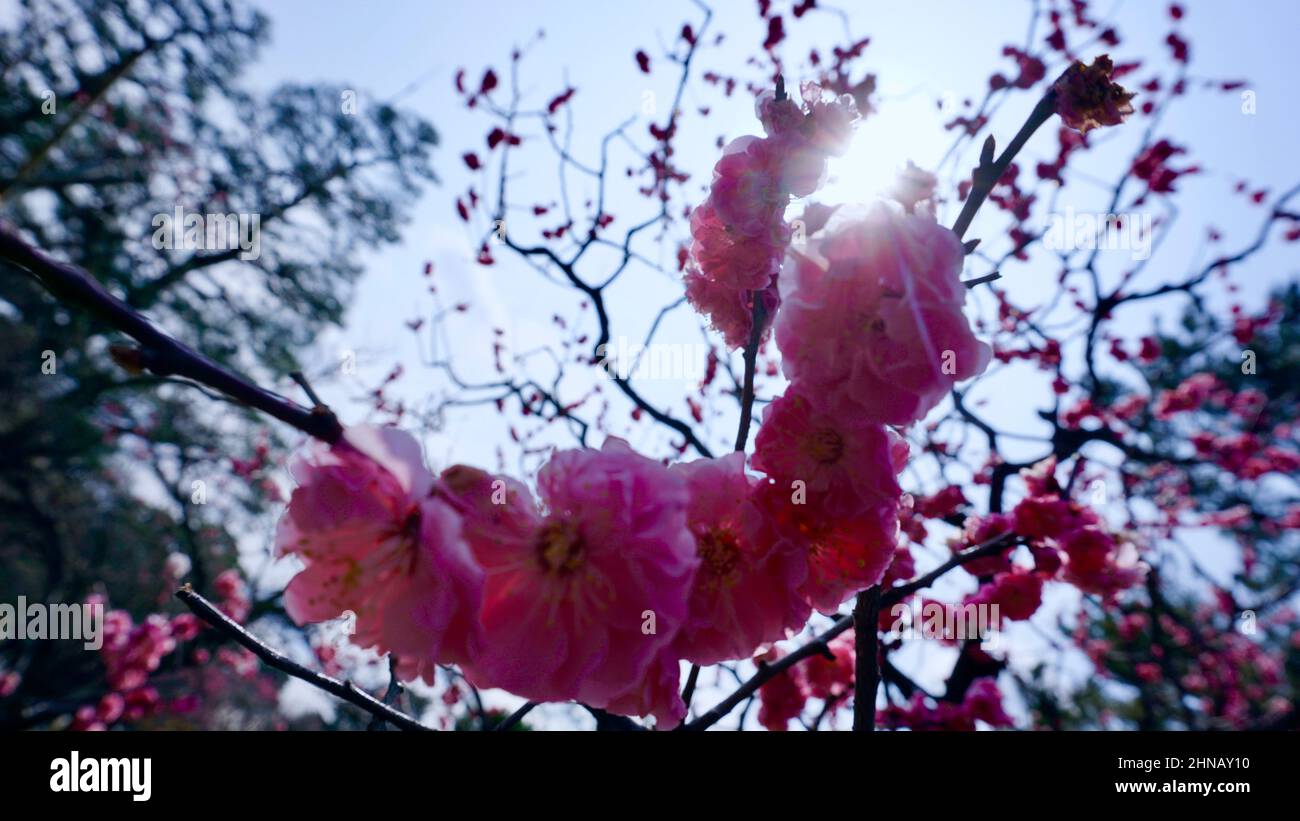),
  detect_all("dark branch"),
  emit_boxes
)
[176,586,430,731]
[0,221,343,443]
